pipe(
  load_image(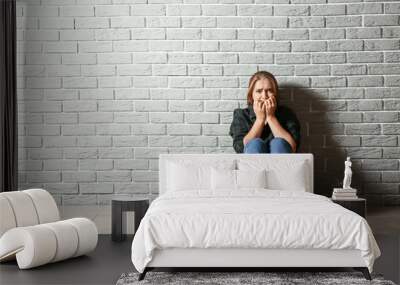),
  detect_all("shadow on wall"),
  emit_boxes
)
[279,84,368,201]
